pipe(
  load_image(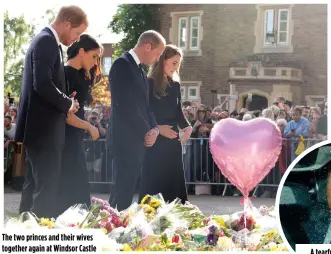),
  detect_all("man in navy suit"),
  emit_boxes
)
[15,6,88,218]
[107,30,165,210]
